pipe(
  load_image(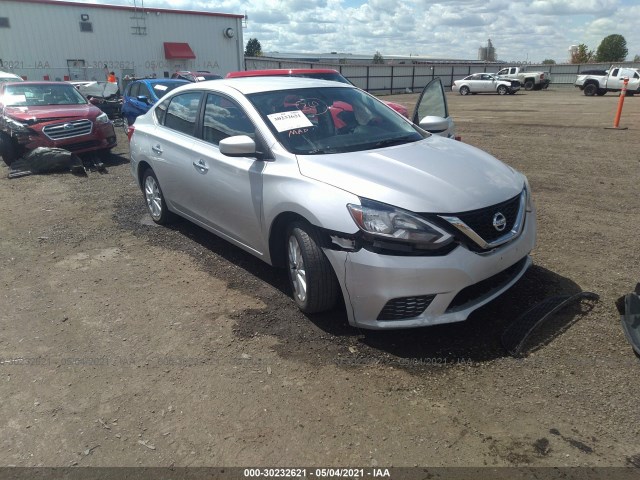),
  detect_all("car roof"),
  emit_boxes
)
[226,68,340,78]
[196,76,353,95]
[0,71,23,79]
